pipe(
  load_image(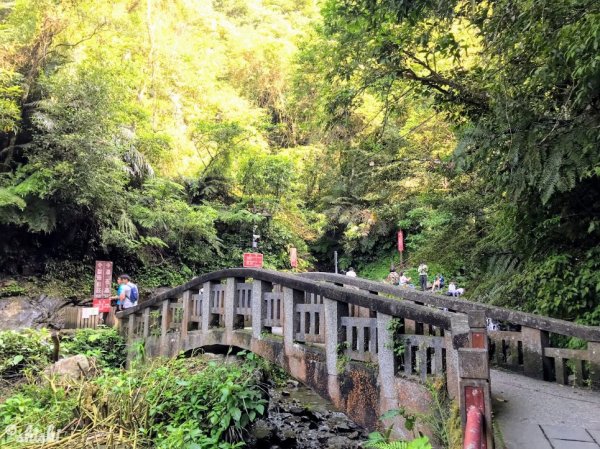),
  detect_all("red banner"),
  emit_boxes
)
[243,253,264,268]
[397,230,404,253]
[94,261,113,299]
[93,298,112,313]
[290,247,298,268]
